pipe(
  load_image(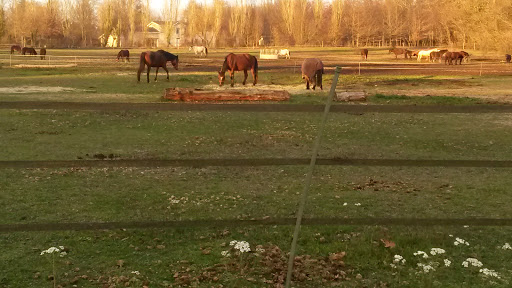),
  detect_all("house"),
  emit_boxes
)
[134,21,184,48]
